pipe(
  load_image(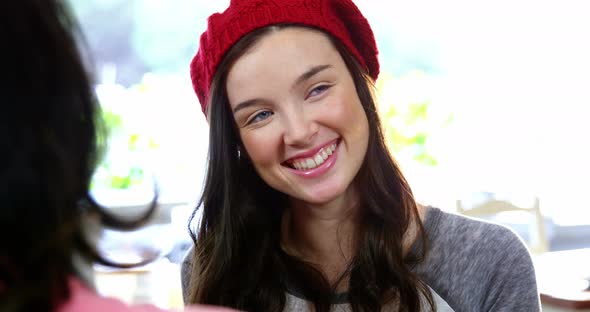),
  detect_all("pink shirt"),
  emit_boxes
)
[58,278,235,312]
